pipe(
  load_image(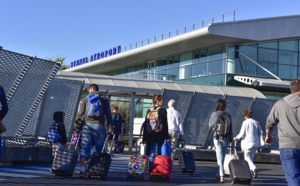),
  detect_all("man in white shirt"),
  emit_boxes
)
[167,99,184,162]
